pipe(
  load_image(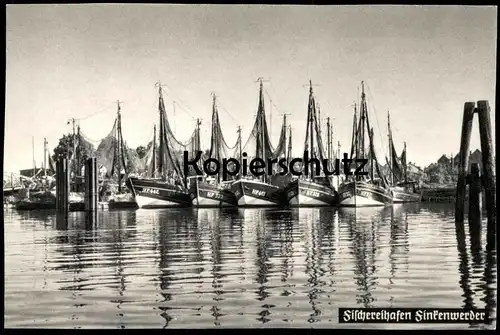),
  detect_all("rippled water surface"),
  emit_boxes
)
[4,204,496,329]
